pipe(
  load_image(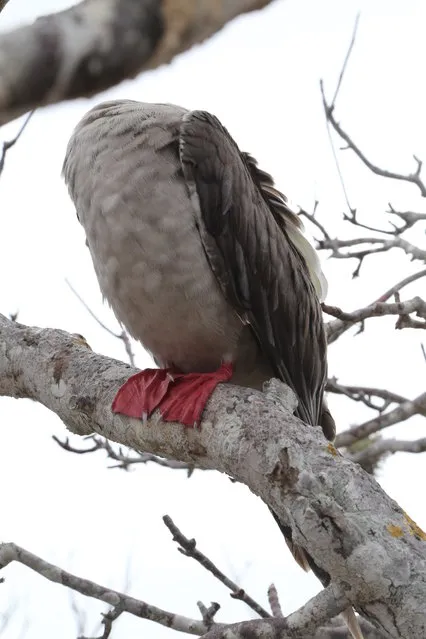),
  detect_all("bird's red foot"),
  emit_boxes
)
[112,363,233,427]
